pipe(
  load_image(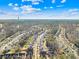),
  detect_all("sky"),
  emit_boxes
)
[0,0,79,19]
